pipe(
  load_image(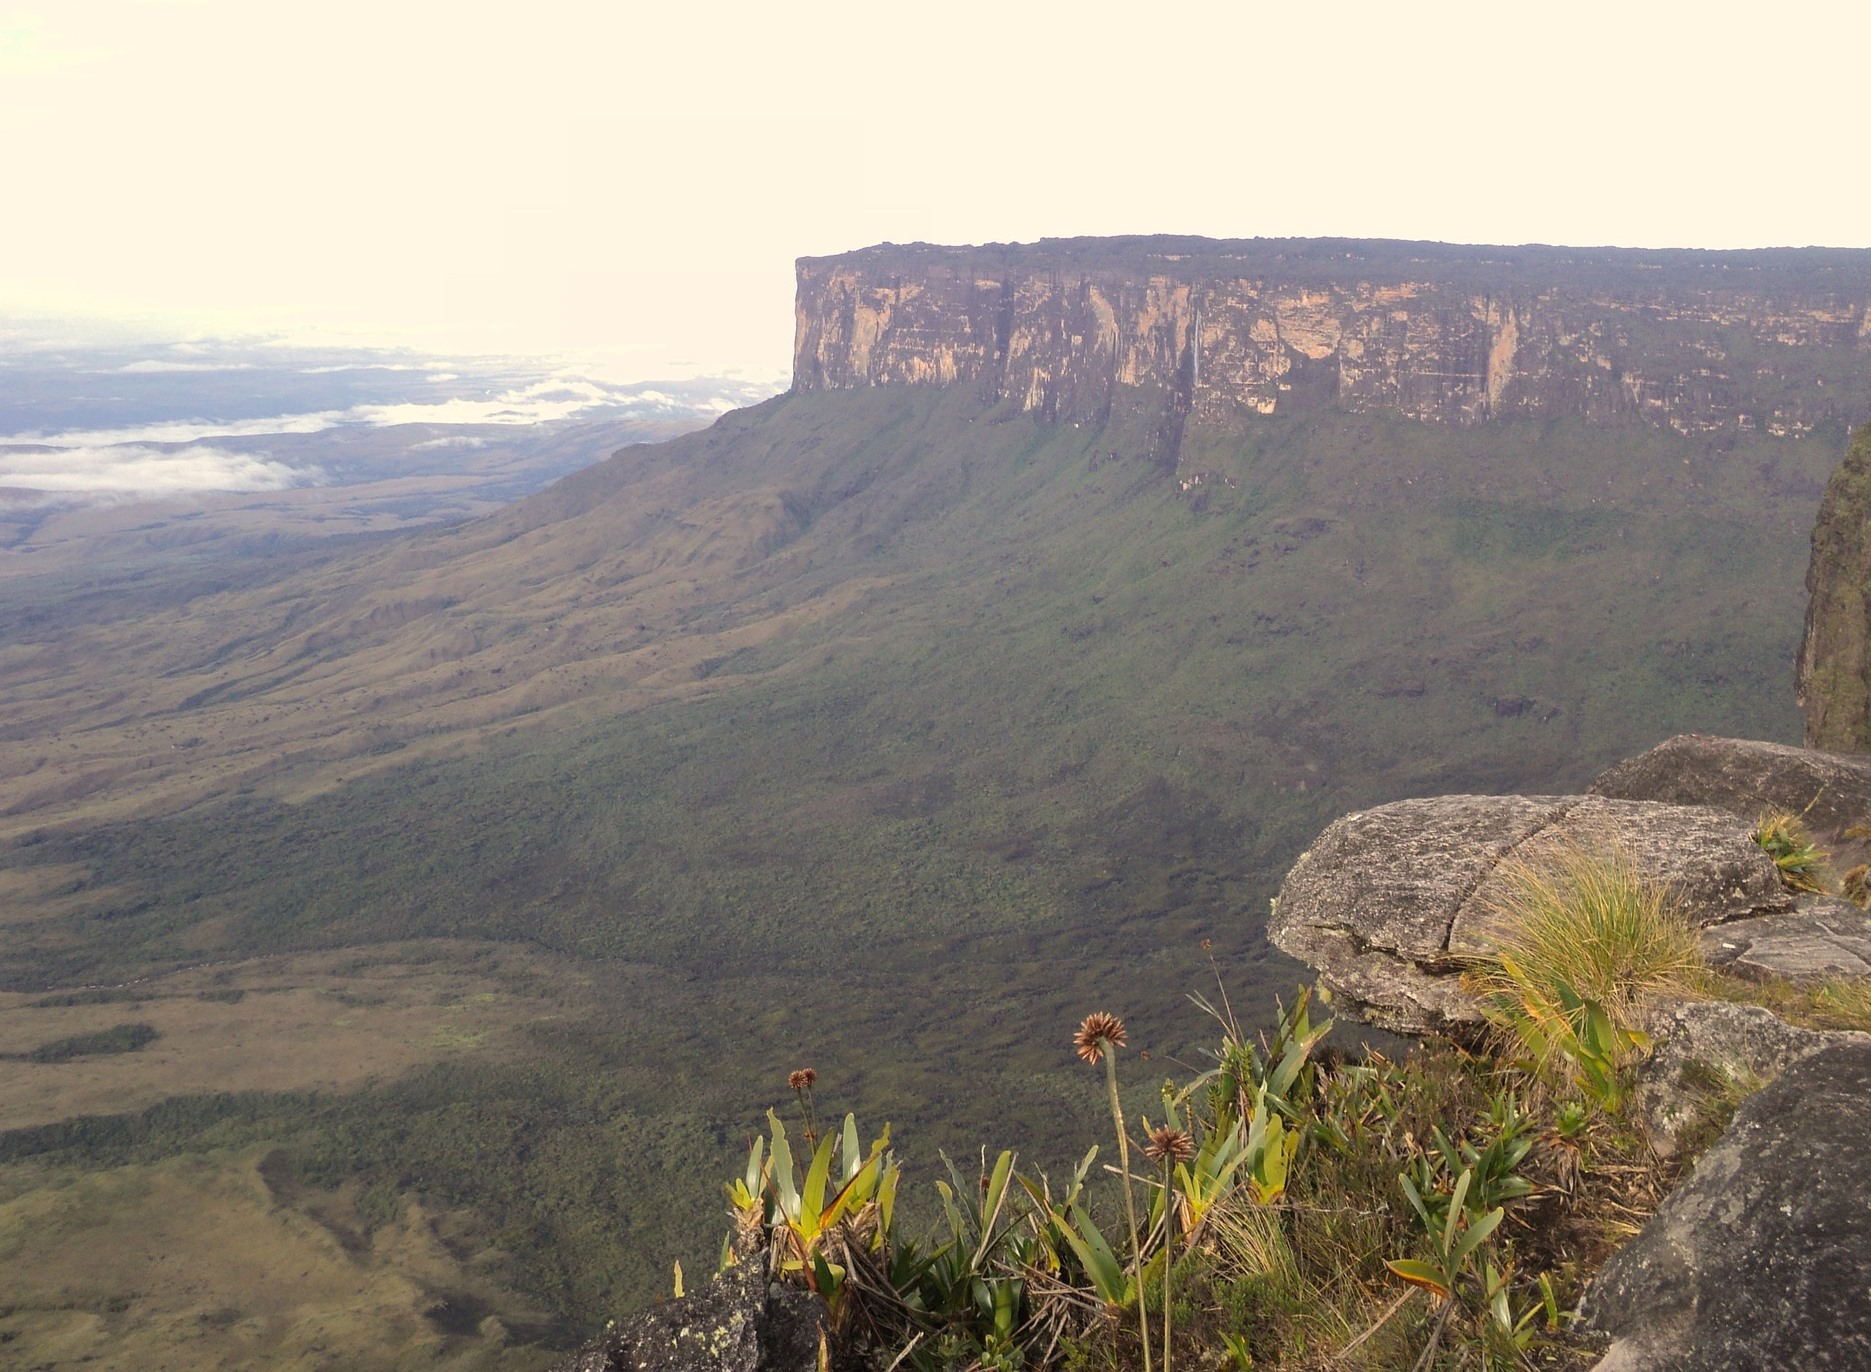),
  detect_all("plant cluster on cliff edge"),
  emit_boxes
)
[716,914,1711,1372]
